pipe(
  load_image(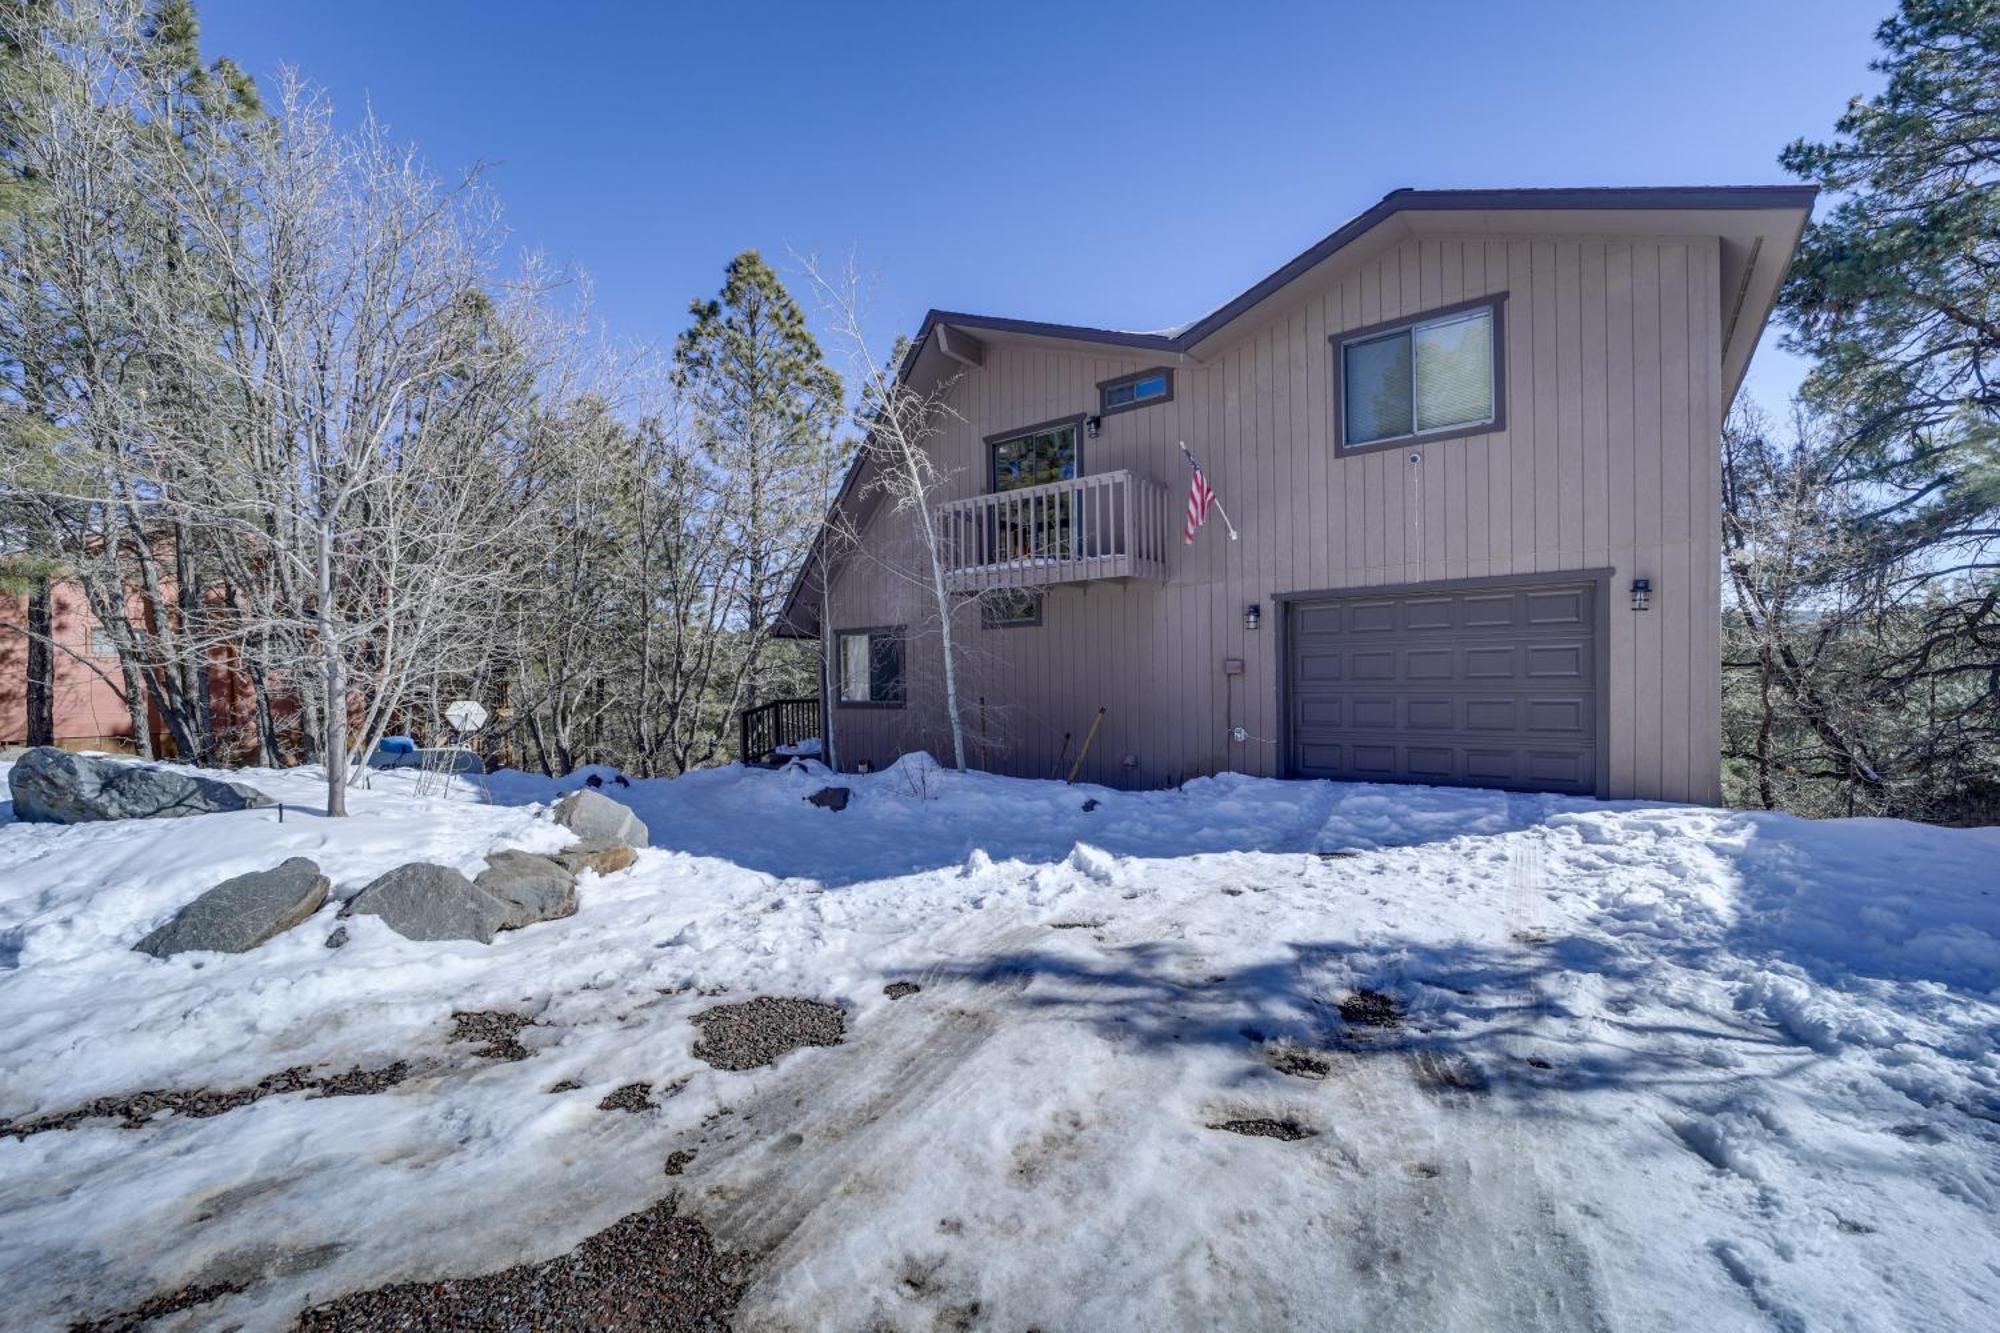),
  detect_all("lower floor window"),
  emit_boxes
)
[979,588,1043,628]
[837,627,905,705]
